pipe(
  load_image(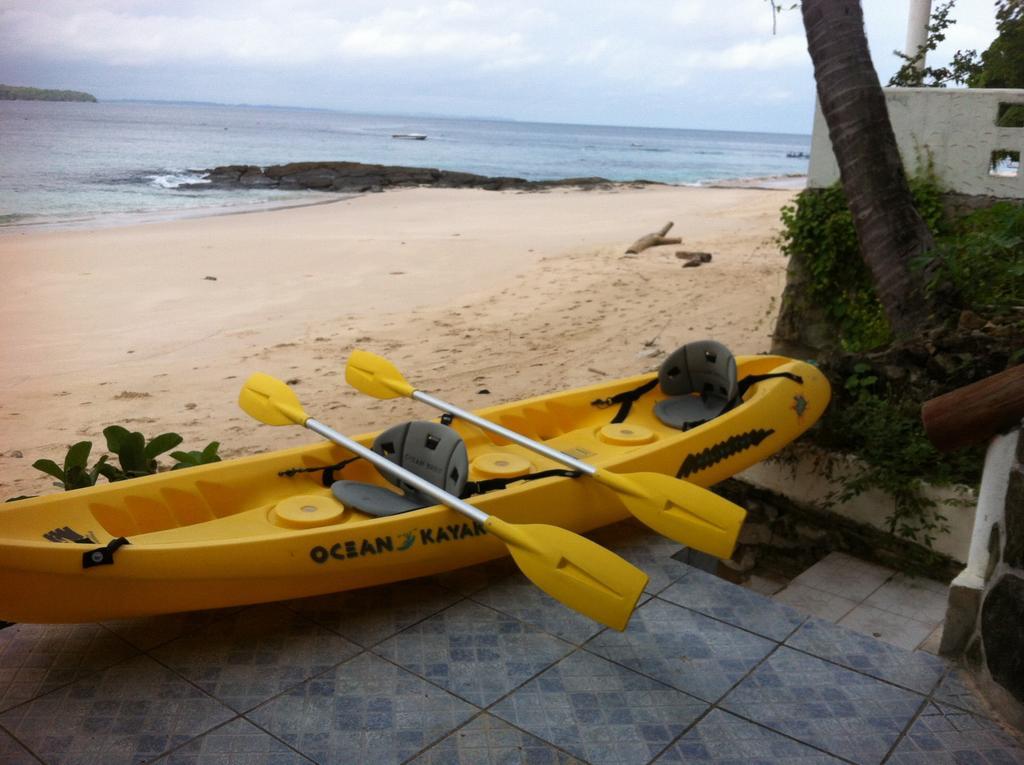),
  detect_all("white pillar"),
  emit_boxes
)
[905,0,933,70]
[957,429,1020,588]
